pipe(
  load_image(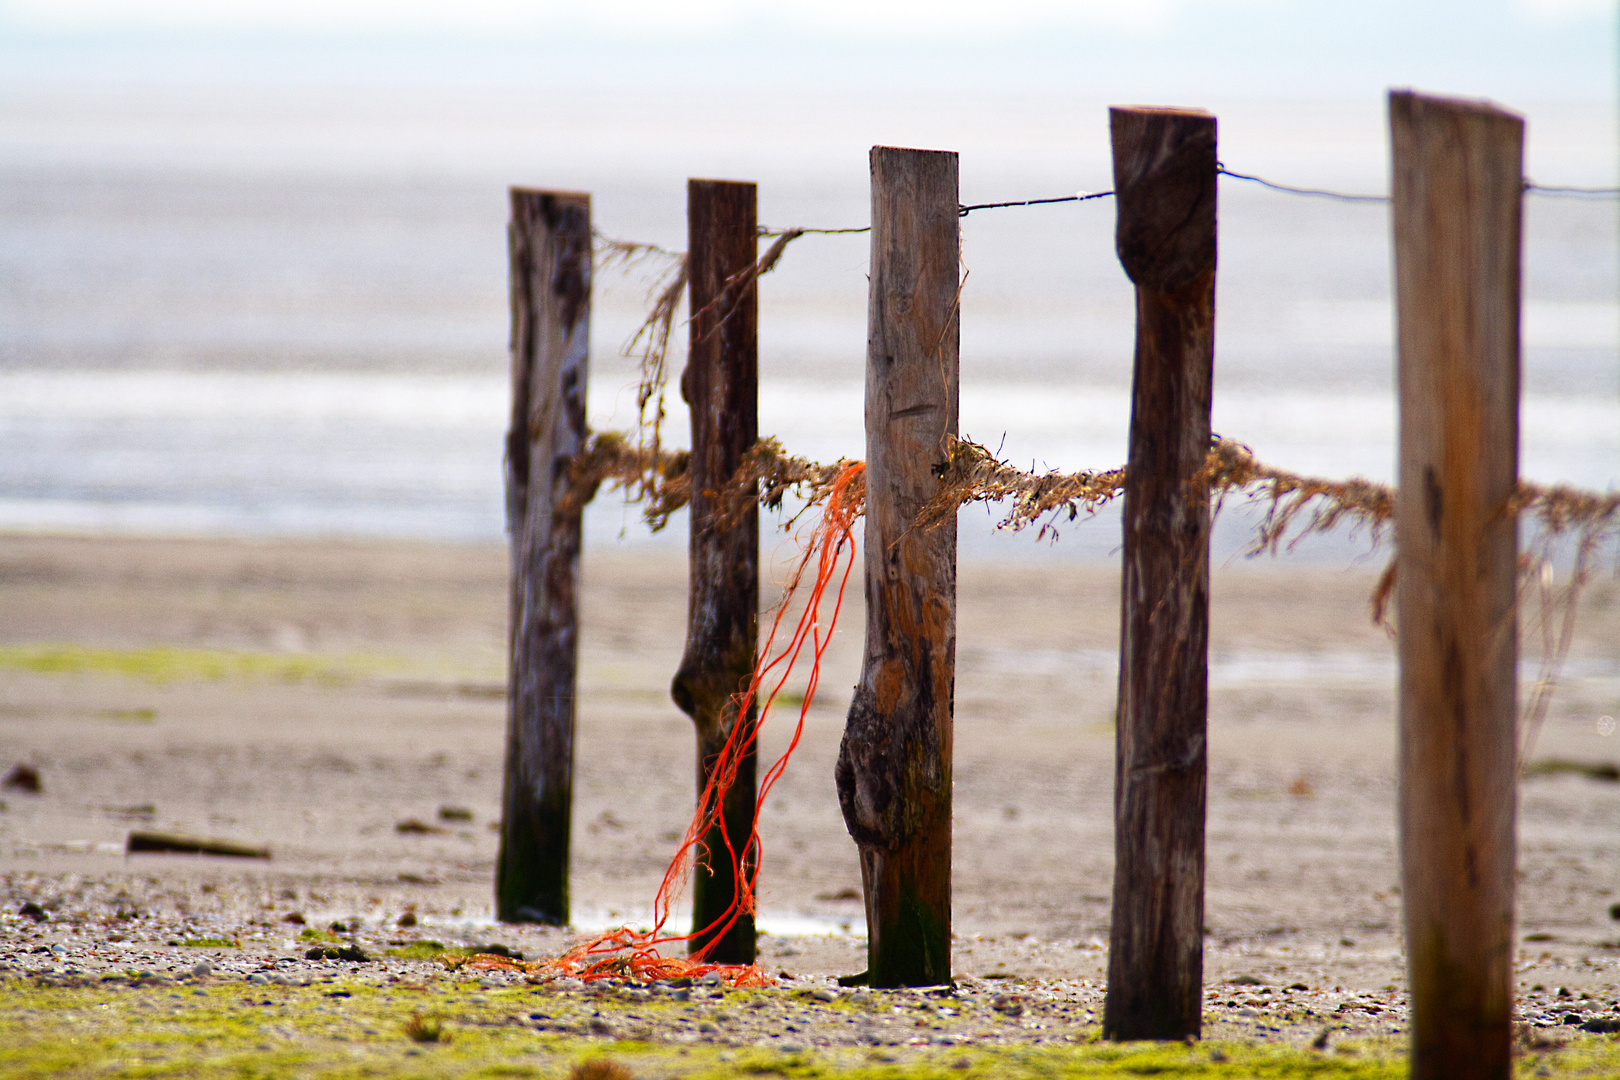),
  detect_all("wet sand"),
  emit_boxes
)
[1,532,1618,1033]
